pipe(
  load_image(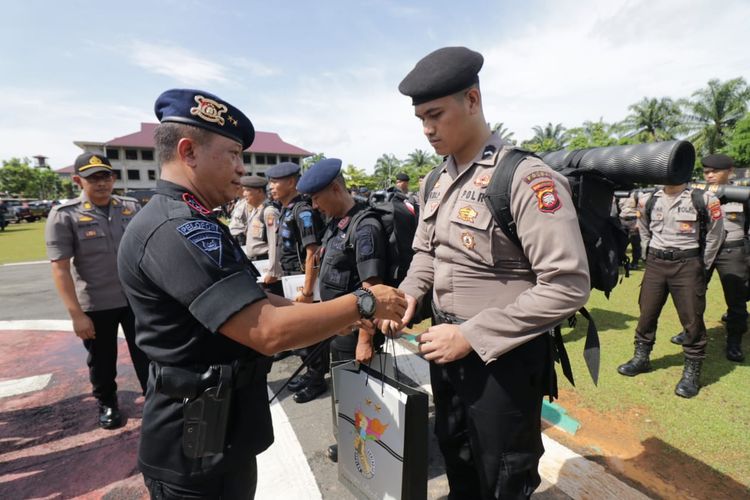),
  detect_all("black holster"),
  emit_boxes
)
[155,363,235,459]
